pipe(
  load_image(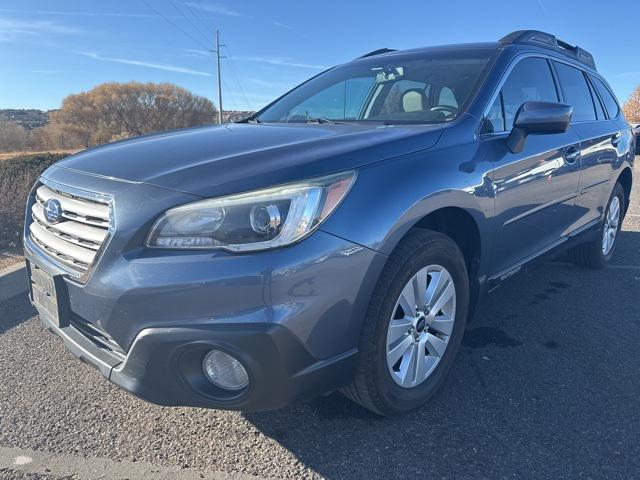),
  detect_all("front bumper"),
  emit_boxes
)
[35,306,359,411]
[25,167,386,411]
